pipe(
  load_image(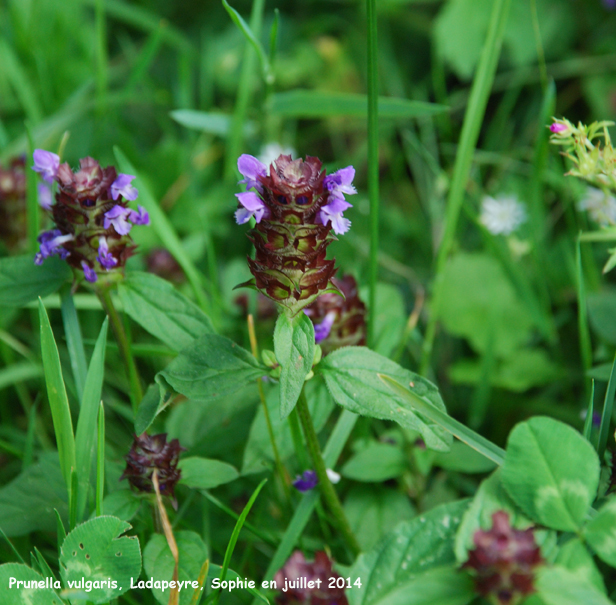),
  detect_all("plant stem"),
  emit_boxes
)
[96,286,143,413]
[366,0,379,348]
[295,389,360,557]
